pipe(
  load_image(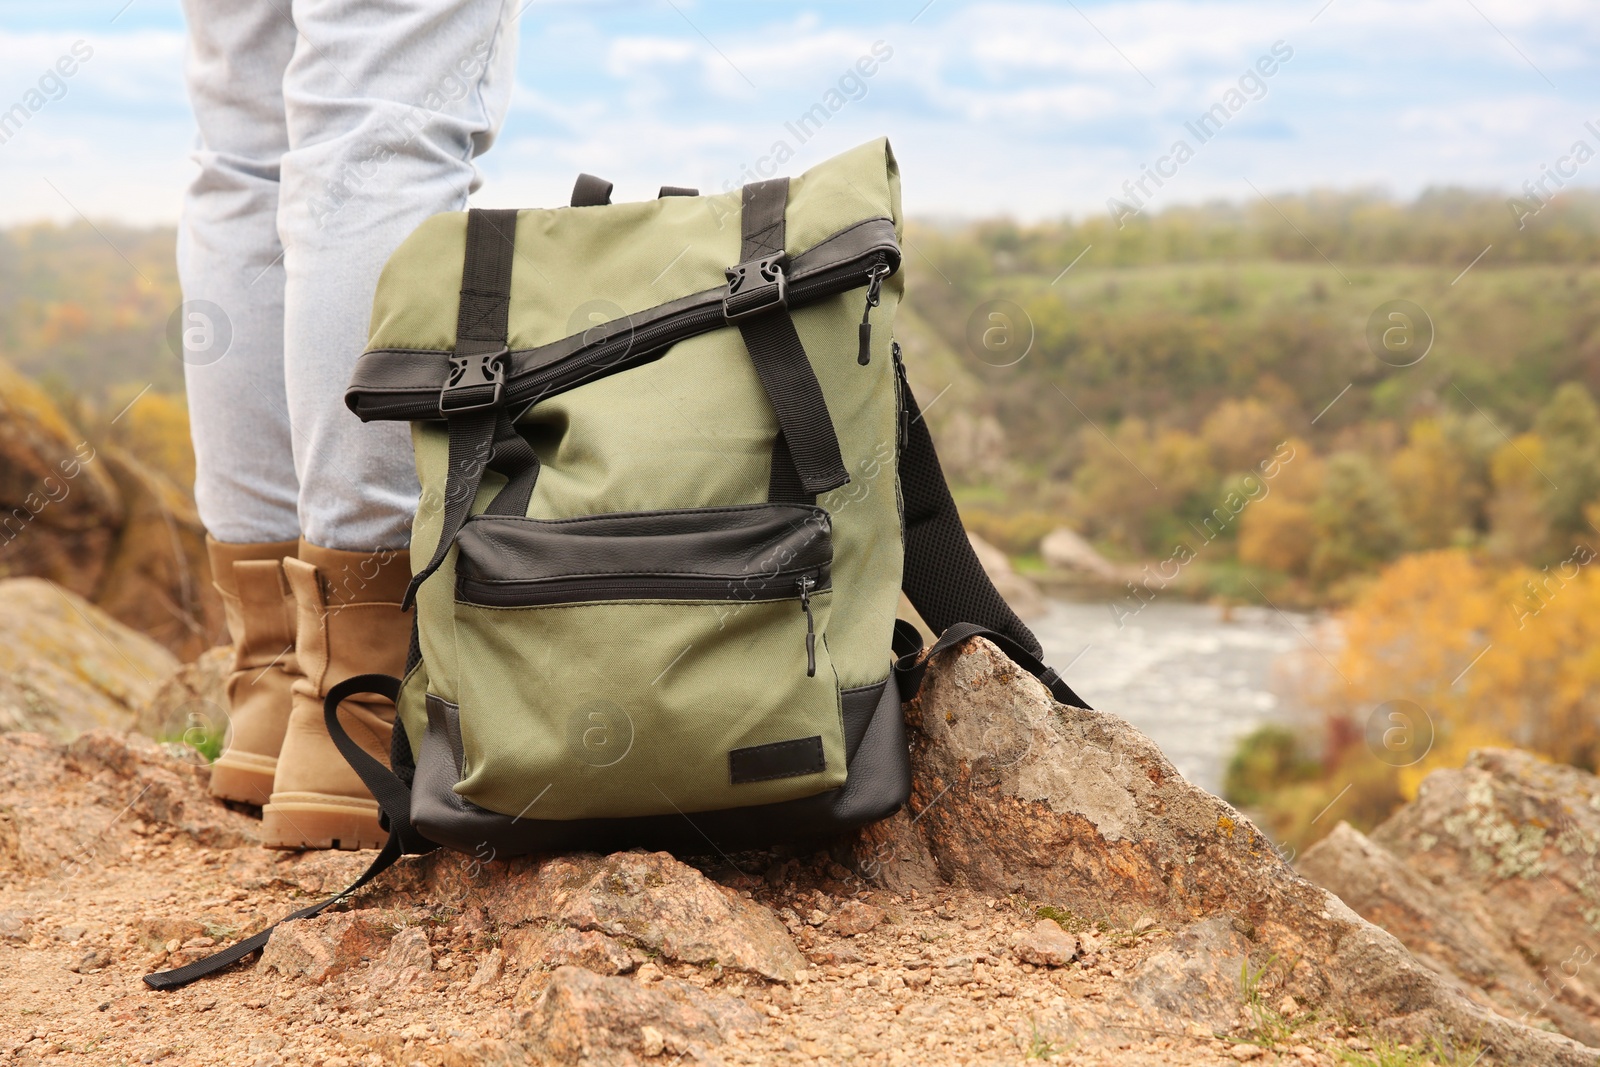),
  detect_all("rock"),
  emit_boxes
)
[91,446,221,662]
[533,928,644,976]
[134,645,230,745]
[65,730,251,847]
[137,916,206,951]
[825,900,885,937]
[367,926,433,990]
[1039,526,1123,582]
[0,910,33,944]
[466,947,505,992]
[0,578,178,740]
[67,947,112,973]
[0,728,256,880]
[806,942,863,966]
[966,532,1045,620]
[1278,994,1300,1017]
[1301,750,1600,1045]
[375,849,803,984]
[0,361,221,660]
[1124,917,1250,1032]
[0,360,123,599]
[853,636,1597,1066]
[936,409,1010,481]
[638,1025,669,1057]
[258,912,395,984]
[1012,919,1079,967]
[516,964,760,1065]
